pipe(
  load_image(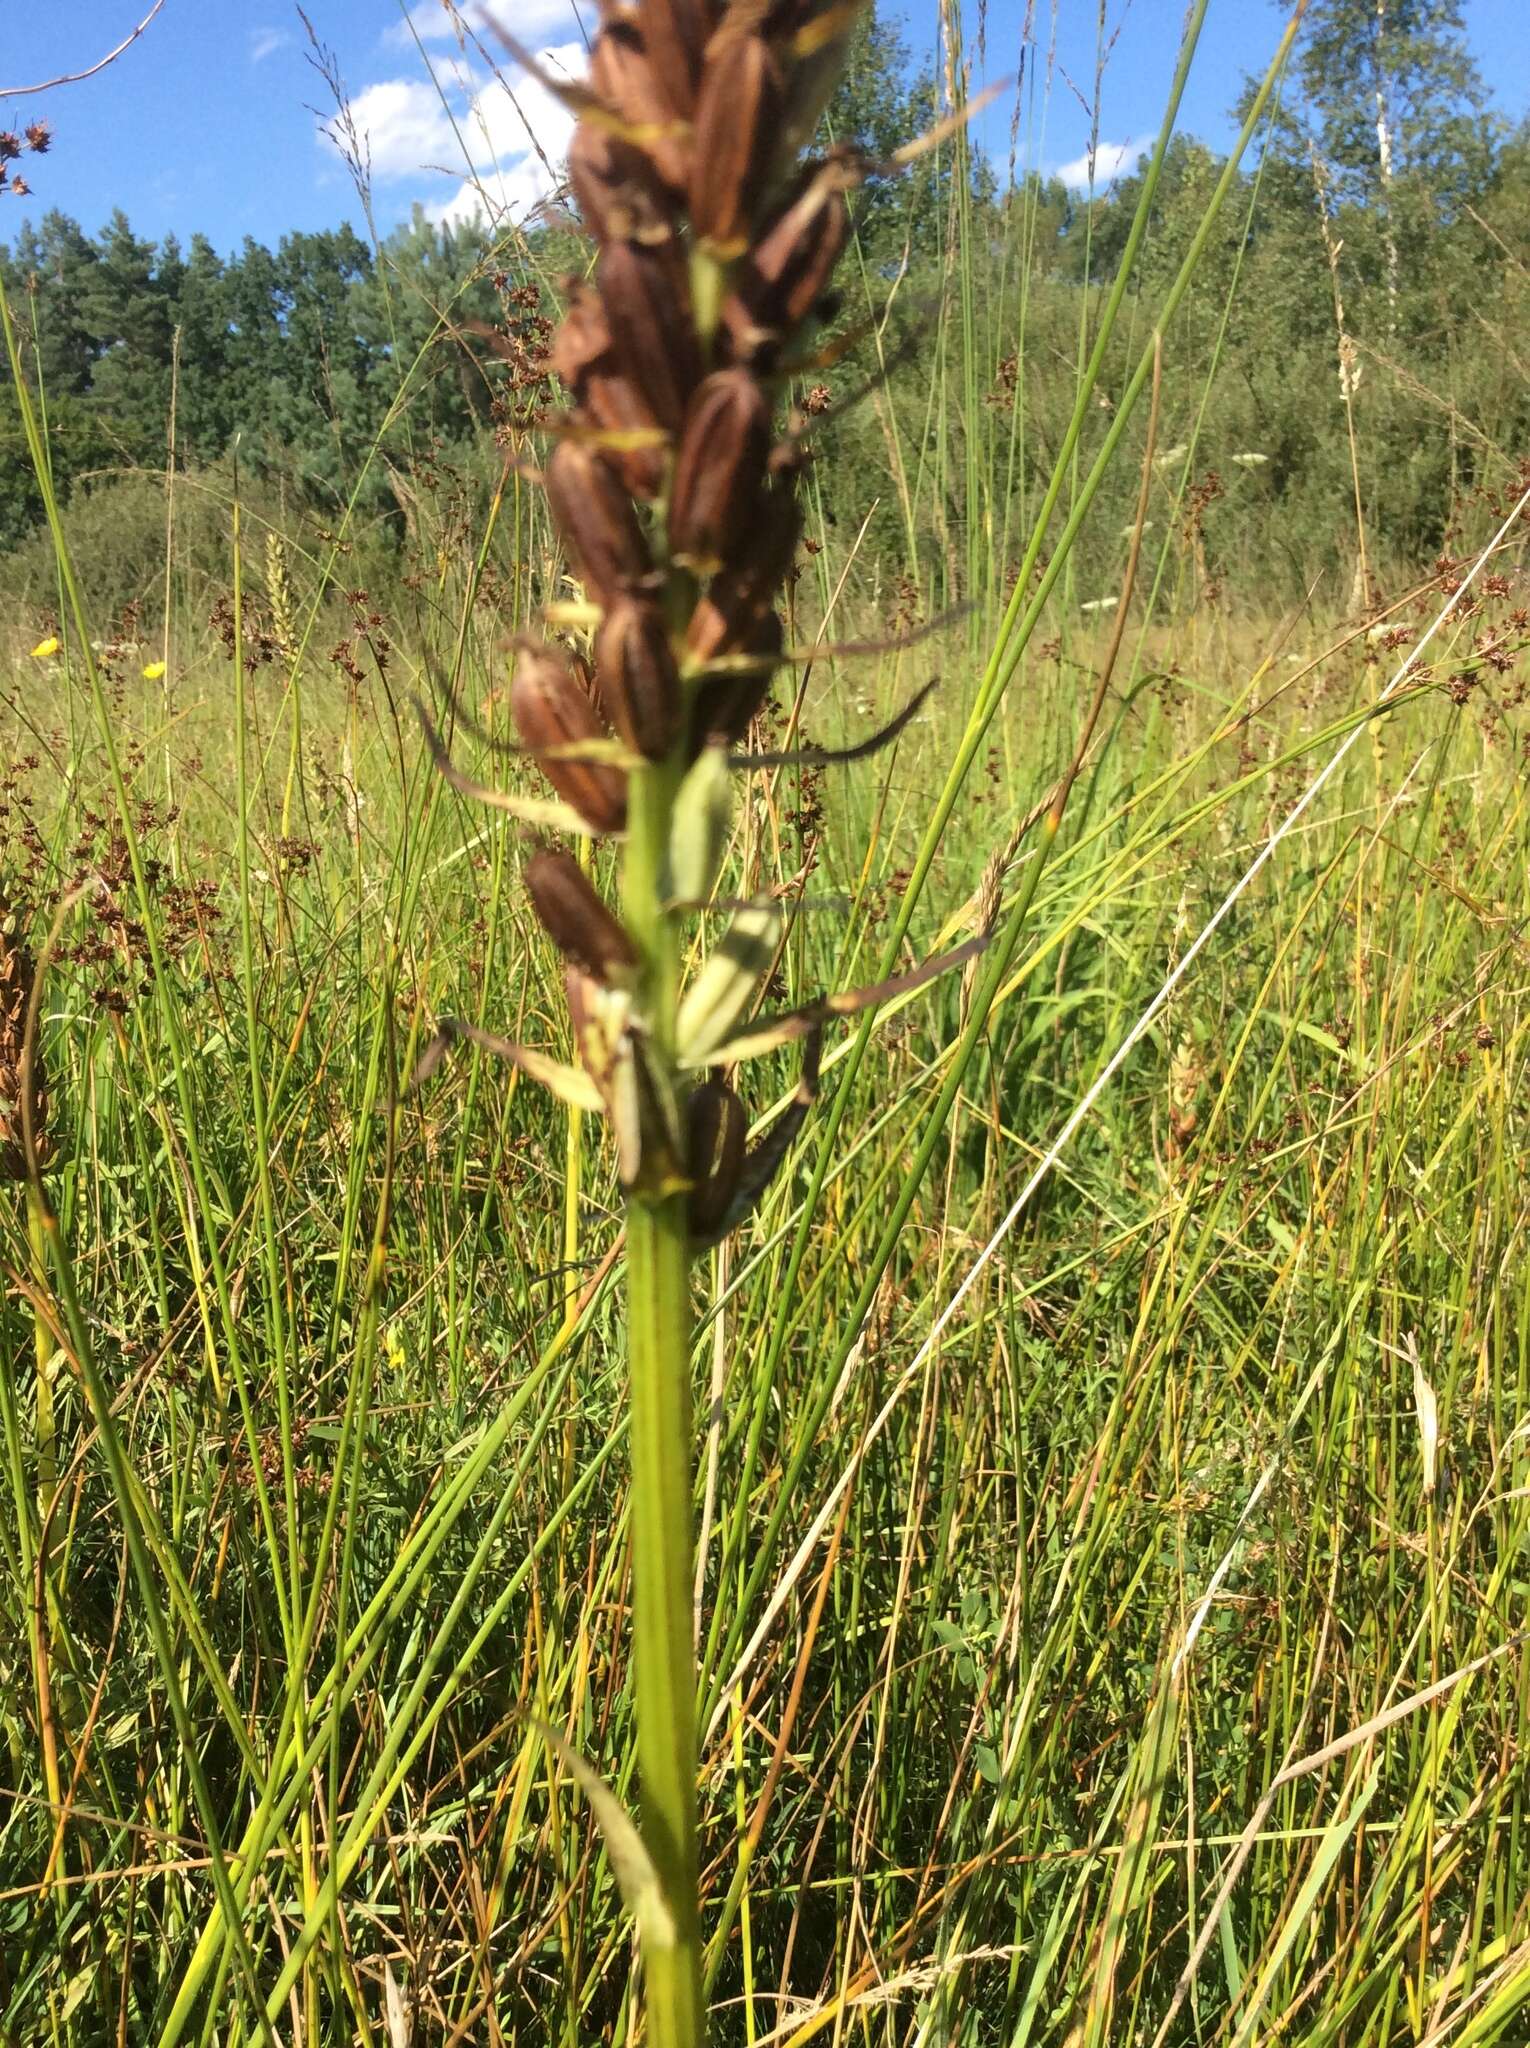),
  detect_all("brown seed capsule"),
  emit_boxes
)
[686,483,802,664]
[596,238,701,435]
[686,1077,747,1239]
[590,19,691,195]
[689,609,782,750]
[544,438,653,606]
[689,32,783,252]
[526,849,639,986]
[597,597,683,761]
[667,368,772,571]
[722,169,849,360]
[566,120,674,245]
[551,285,668,500]
[512,645,628,834]
[636,0,716,115]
